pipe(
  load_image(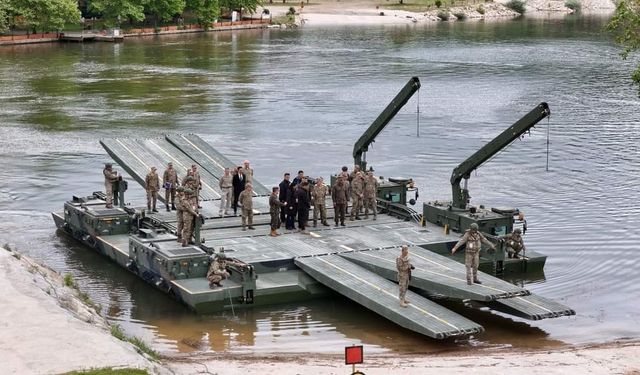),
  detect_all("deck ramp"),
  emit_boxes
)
[295,255,483,339]
[482,293,576,320]
[341,247,529,301]
[165,134,270,195]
